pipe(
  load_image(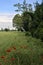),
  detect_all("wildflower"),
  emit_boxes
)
[6,49,11,53]
[13,47,16,50]
[1,56,5,59]
[10,58,16,61]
